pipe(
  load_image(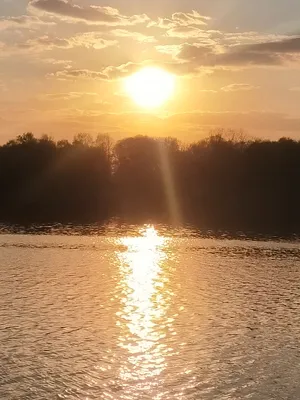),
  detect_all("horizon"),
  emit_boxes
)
[1,1,300,142]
